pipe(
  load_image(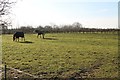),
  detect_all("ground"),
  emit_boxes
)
[2,32,119,79]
